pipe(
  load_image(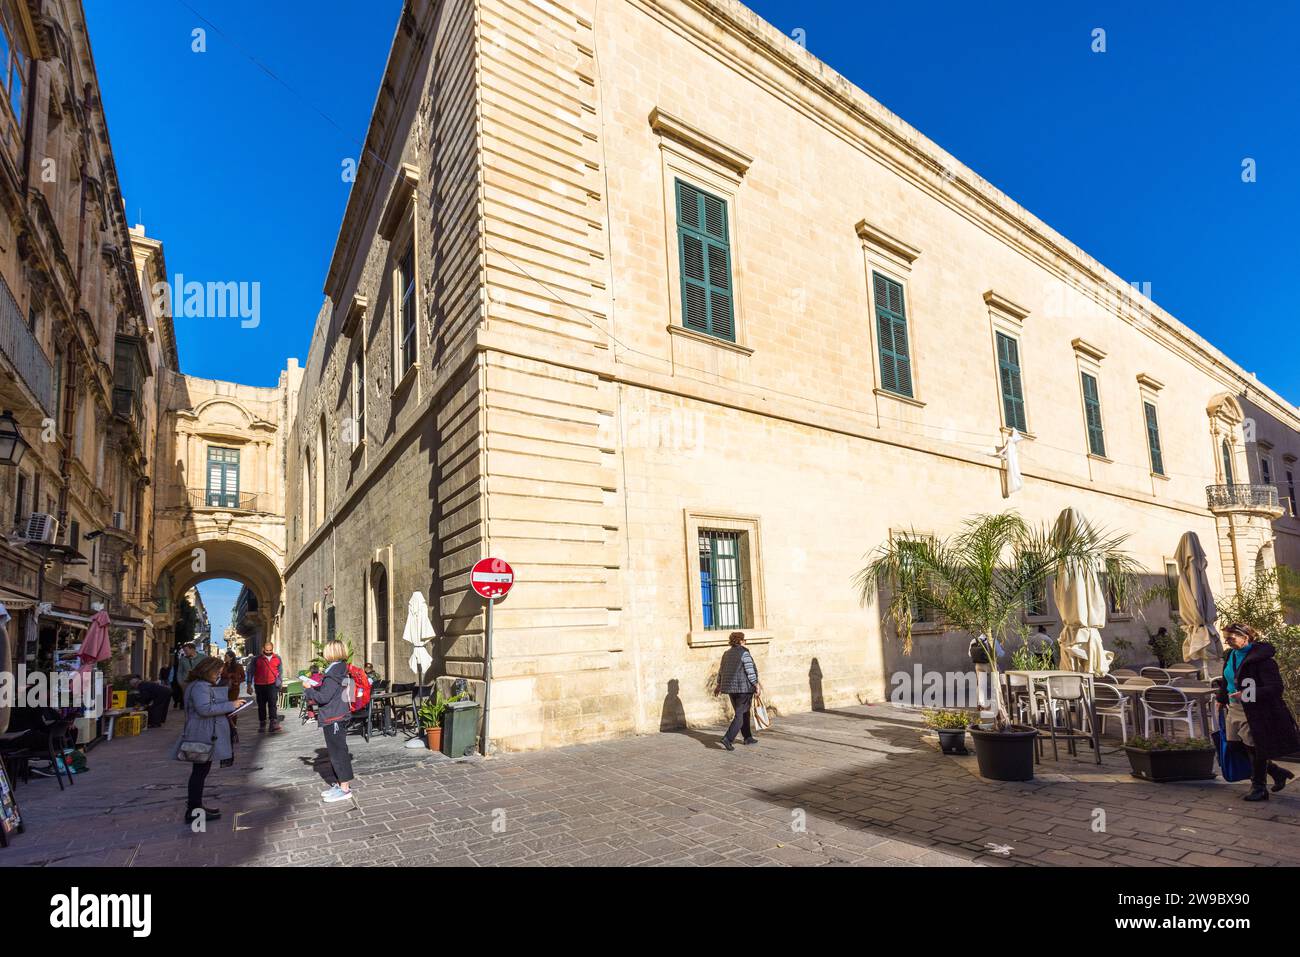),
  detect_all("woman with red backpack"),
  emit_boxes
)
[304,640,356,803]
